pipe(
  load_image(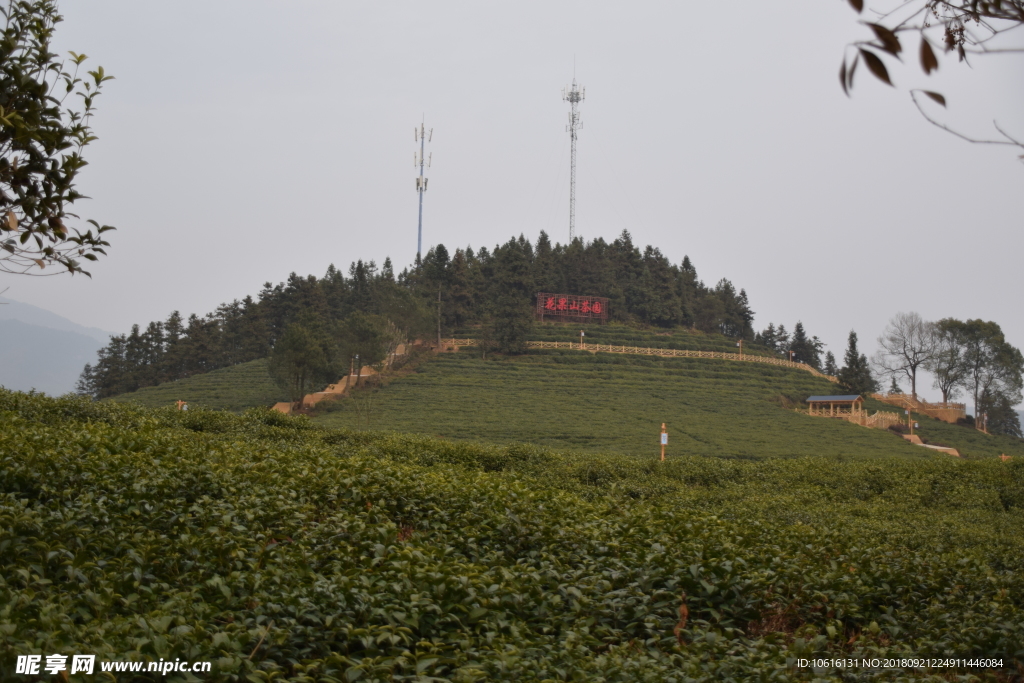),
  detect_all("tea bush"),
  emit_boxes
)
[2,389,1022,681]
